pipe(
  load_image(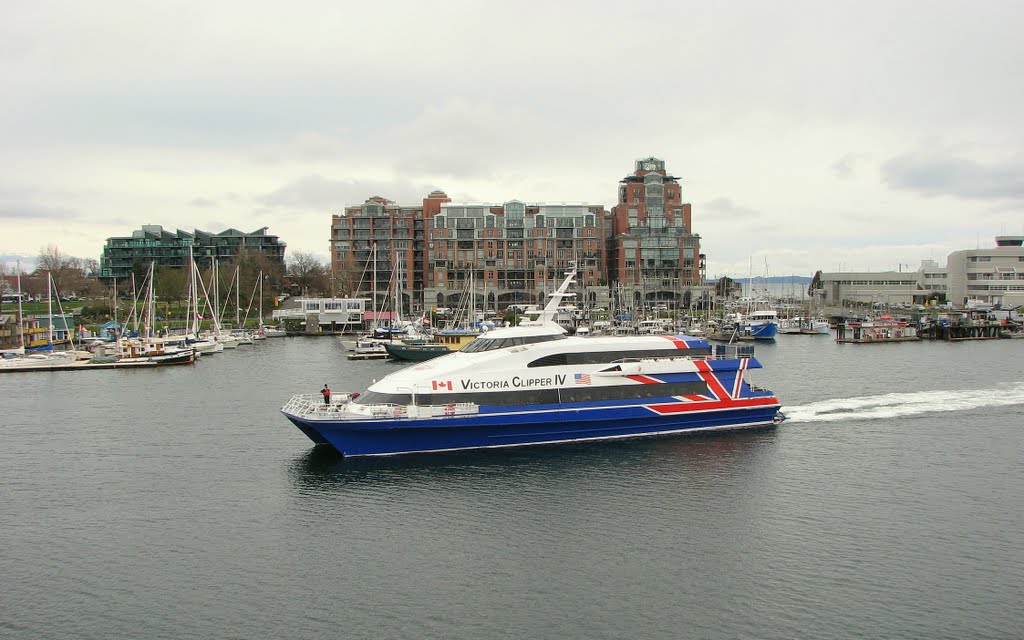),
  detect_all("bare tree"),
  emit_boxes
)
[36,244,88,297]
[82,258,100,277]
[287,252,329,295]
[37,245,68,273]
